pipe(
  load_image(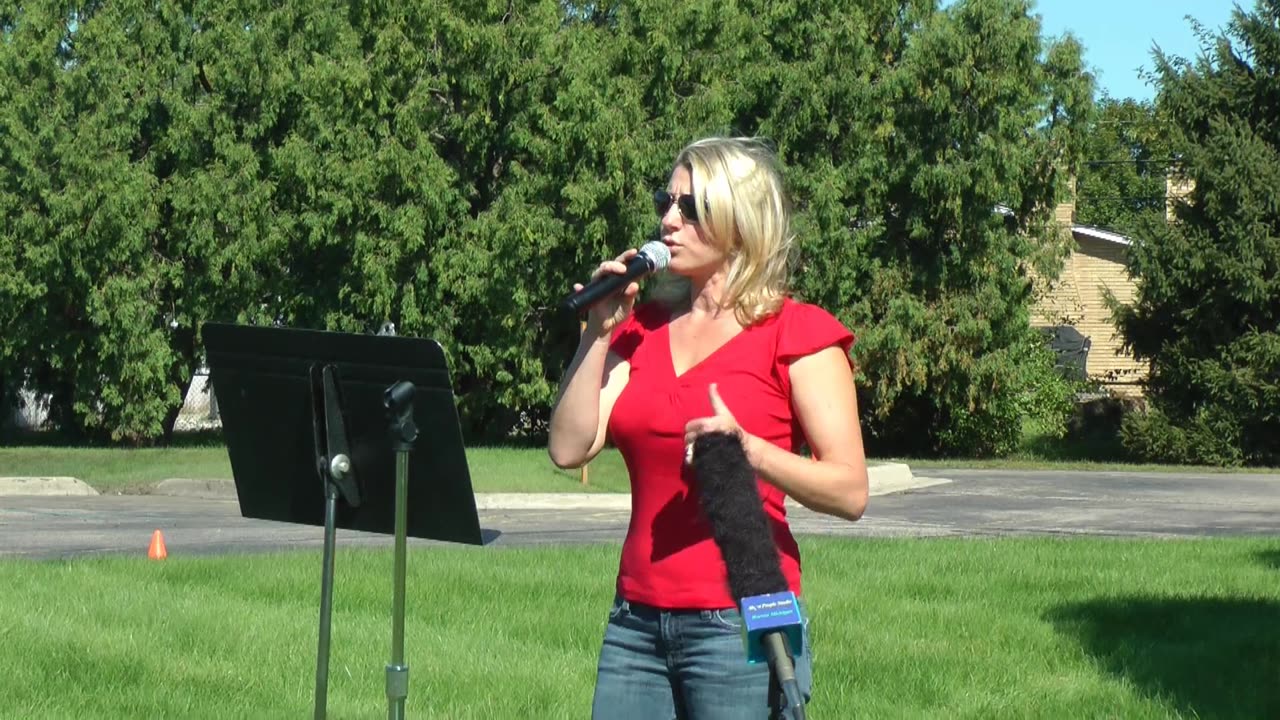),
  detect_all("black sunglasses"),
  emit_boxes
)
[653,190,700,222]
